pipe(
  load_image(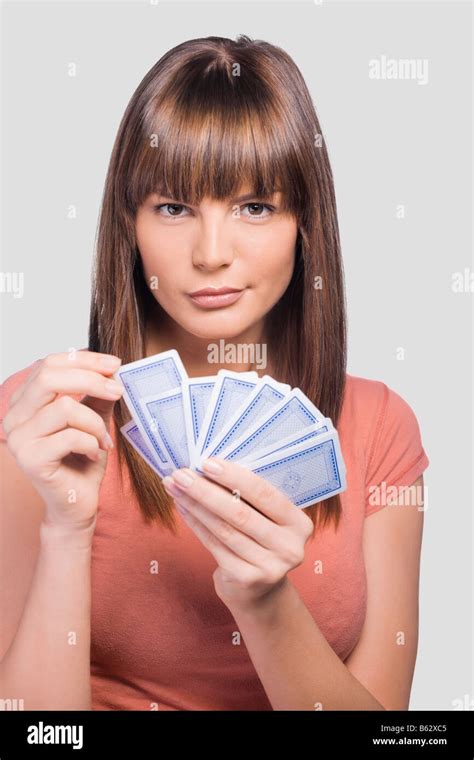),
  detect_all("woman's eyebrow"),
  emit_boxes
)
[232,191,279,203]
